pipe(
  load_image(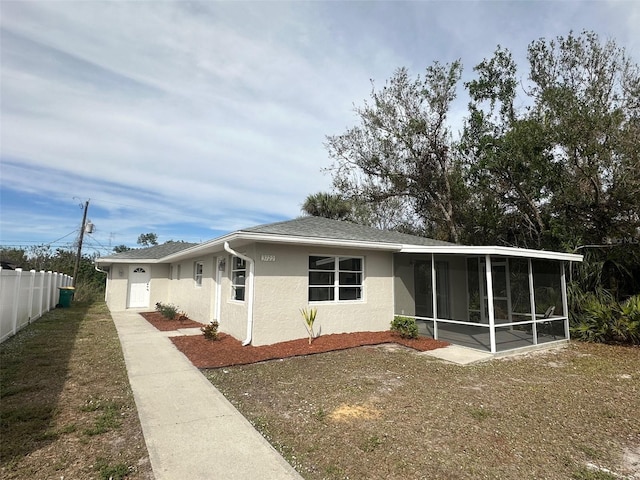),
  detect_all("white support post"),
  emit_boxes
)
[560,261,569,340]
[505,259,513,324]
[485,255,496,354]
[431,254,438,340]
[528,258,537,345]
